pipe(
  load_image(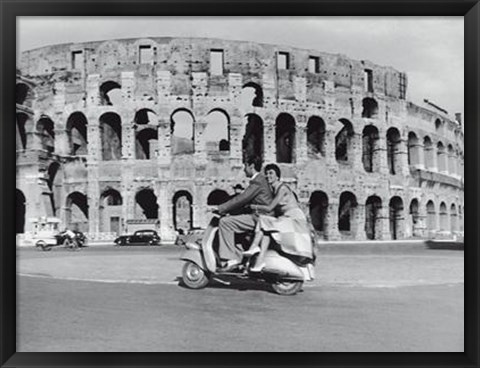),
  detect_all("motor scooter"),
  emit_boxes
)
[180,214,314,295]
